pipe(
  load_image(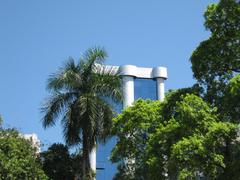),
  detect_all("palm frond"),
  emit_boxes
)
[77,94,108,150]
[84,47,107,65]
[41,92,76,128]
[80,47,107,82]
[87,97,99,149]
[95,98,115,144]
[93,66,122,103]
[62,103,82,146]
[47,58,82,91]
